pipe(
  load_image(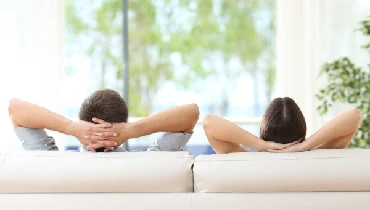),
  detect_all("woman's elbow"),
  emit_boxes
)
[203,114,217,132]
[351,107,362,124]
[347,107,362,130]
